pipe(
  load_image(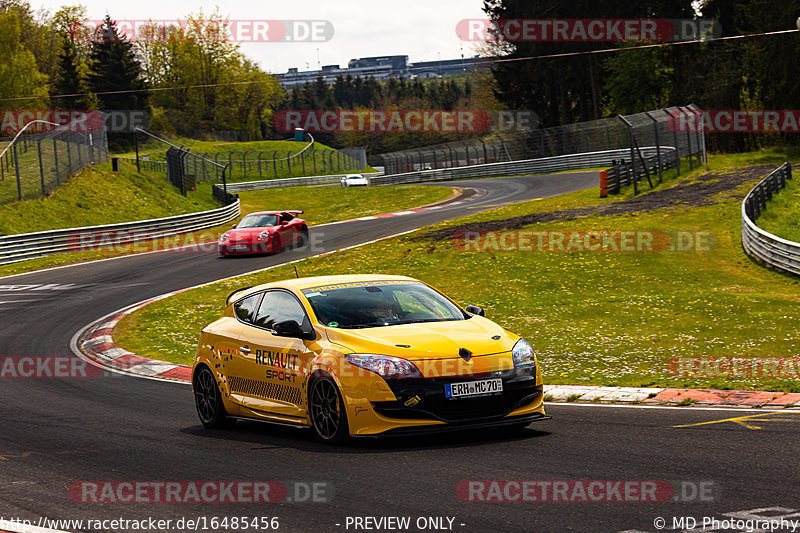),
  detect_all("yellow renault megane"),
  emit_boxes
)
[192,275,548,443]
